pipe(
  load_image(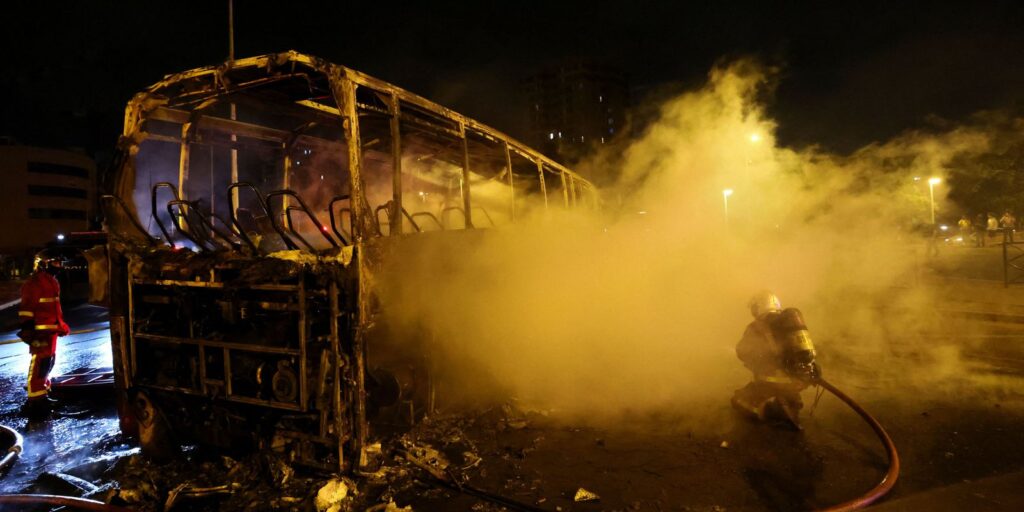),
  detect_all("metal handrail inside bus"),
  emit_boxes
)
[410,212,444,230]
[100,195,158,246]
[328,195,353,244]
[284,206,317,251]
[399,207,423,233]
[165,199,240,252]
[472,207,495,227]
[150,182,180,245]
[212,210,258,253]
[440,206,494,228]
[265,189,340,250]
[228,182,296,251]
[182,200,239,250]
[165,200,213,251]
[374,201,426,234]
[441,206,468,229]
